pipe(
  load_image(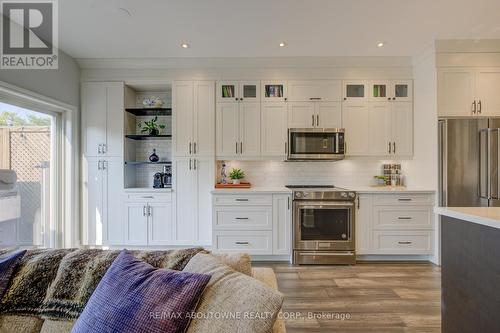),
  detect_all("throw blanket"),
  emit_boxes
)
[0,169,16,185]
[0,248,206,320]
